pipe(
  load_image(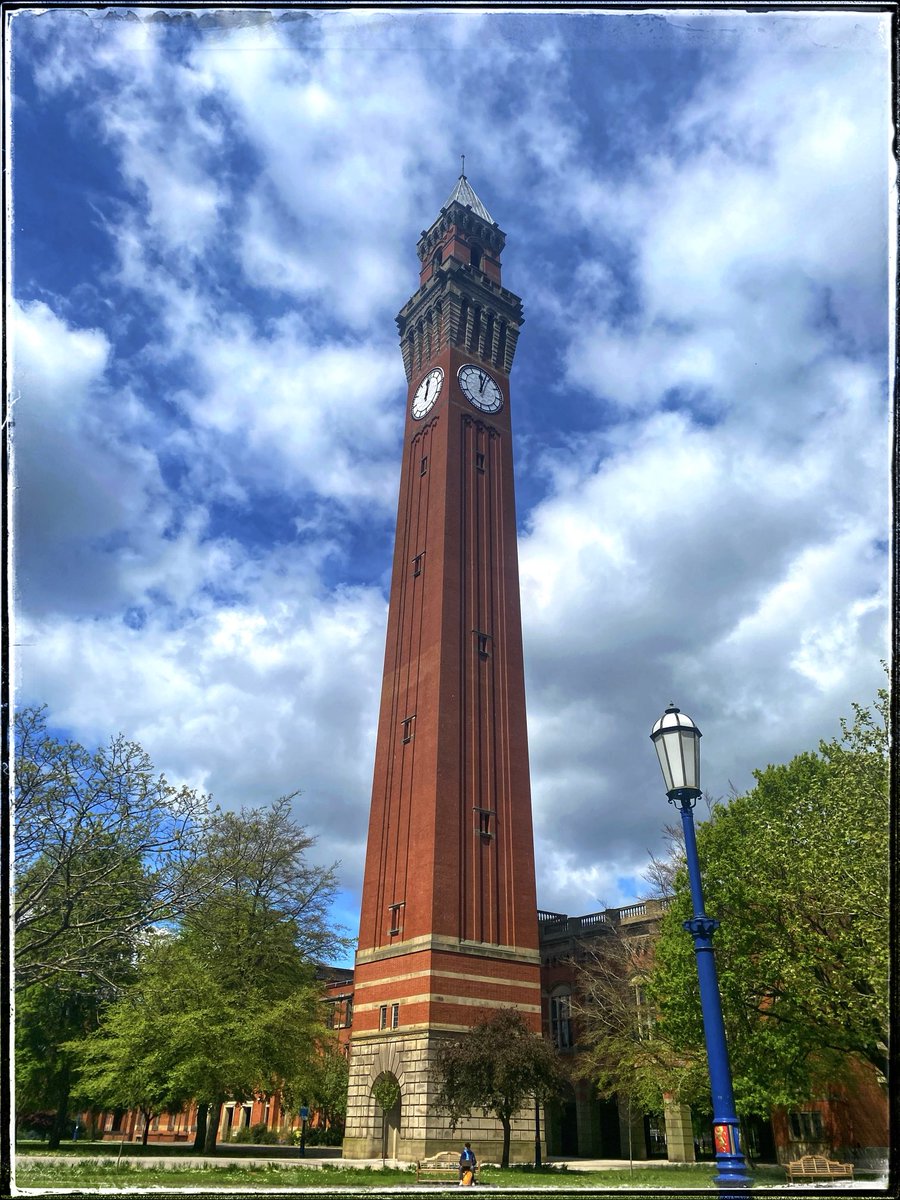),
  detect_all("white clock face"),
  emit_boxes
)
[458,364,503,414]
[411,368,443,419]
